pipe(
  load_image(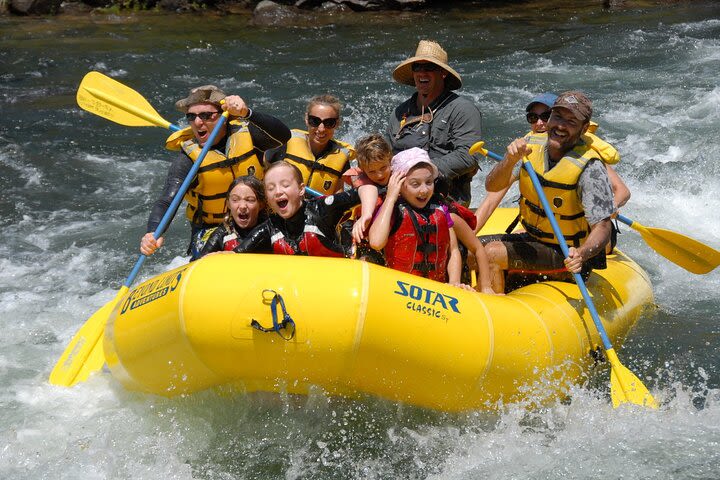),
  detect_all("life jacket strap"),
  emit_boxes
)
[250,289,296,340]
[407,207,435,278]
[284,153,344,177]
[521,220,587,248]
[523,198,585,221]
